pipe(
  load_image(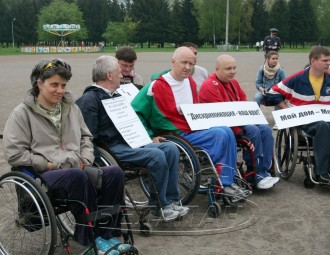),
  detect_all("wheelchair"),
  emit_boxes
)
[94,136,201,226]
[0,166,137,255]
[158,133,253,218]
[275,126,329,188]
